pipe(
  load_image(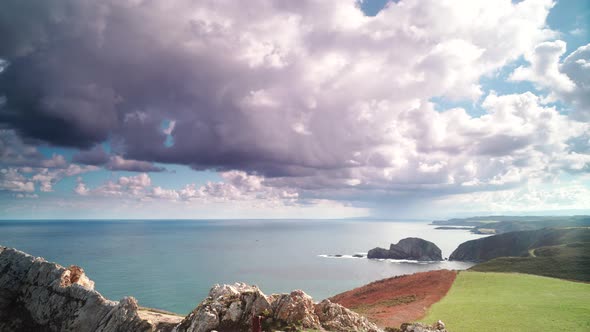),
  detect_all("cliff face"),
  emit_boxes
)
[367,238,442,261]
[0,246,179,332]
[0,246,385,332]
